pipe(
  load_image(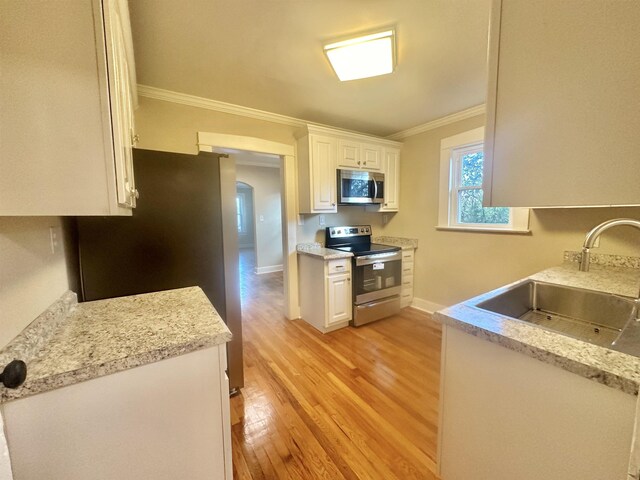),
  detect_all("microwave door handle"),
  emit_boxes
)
[373,177,378,200]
